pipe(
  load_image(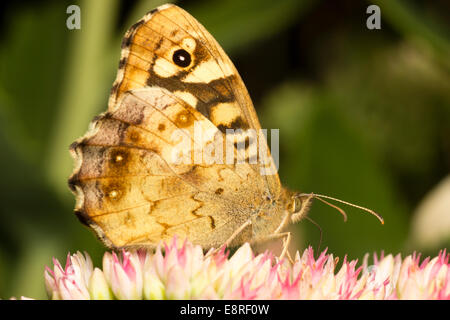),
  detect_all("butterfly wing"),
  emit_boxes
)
[69,4,283,249]
[110,4,281,195]
[70,86,272,248]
